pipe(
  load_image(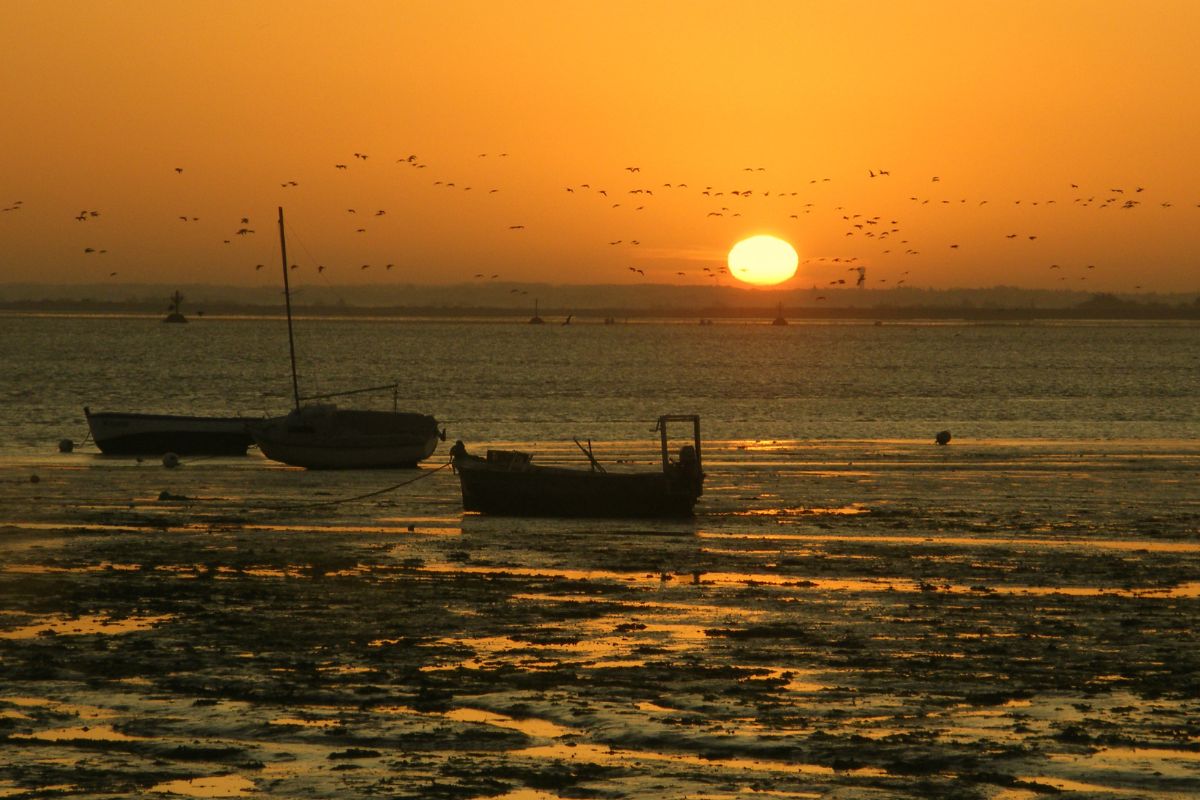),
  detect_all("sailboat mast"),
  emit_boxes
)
[277,207,301,412]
